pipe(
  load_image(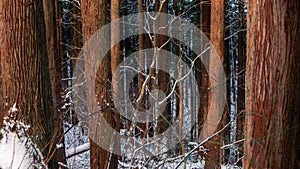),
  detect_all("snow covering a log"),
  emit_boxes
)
[0,104,46,169]
[66,142,90,158]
